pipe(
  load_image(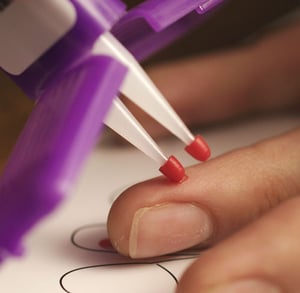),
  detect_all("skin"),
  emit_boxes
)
[108,19,300,293]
